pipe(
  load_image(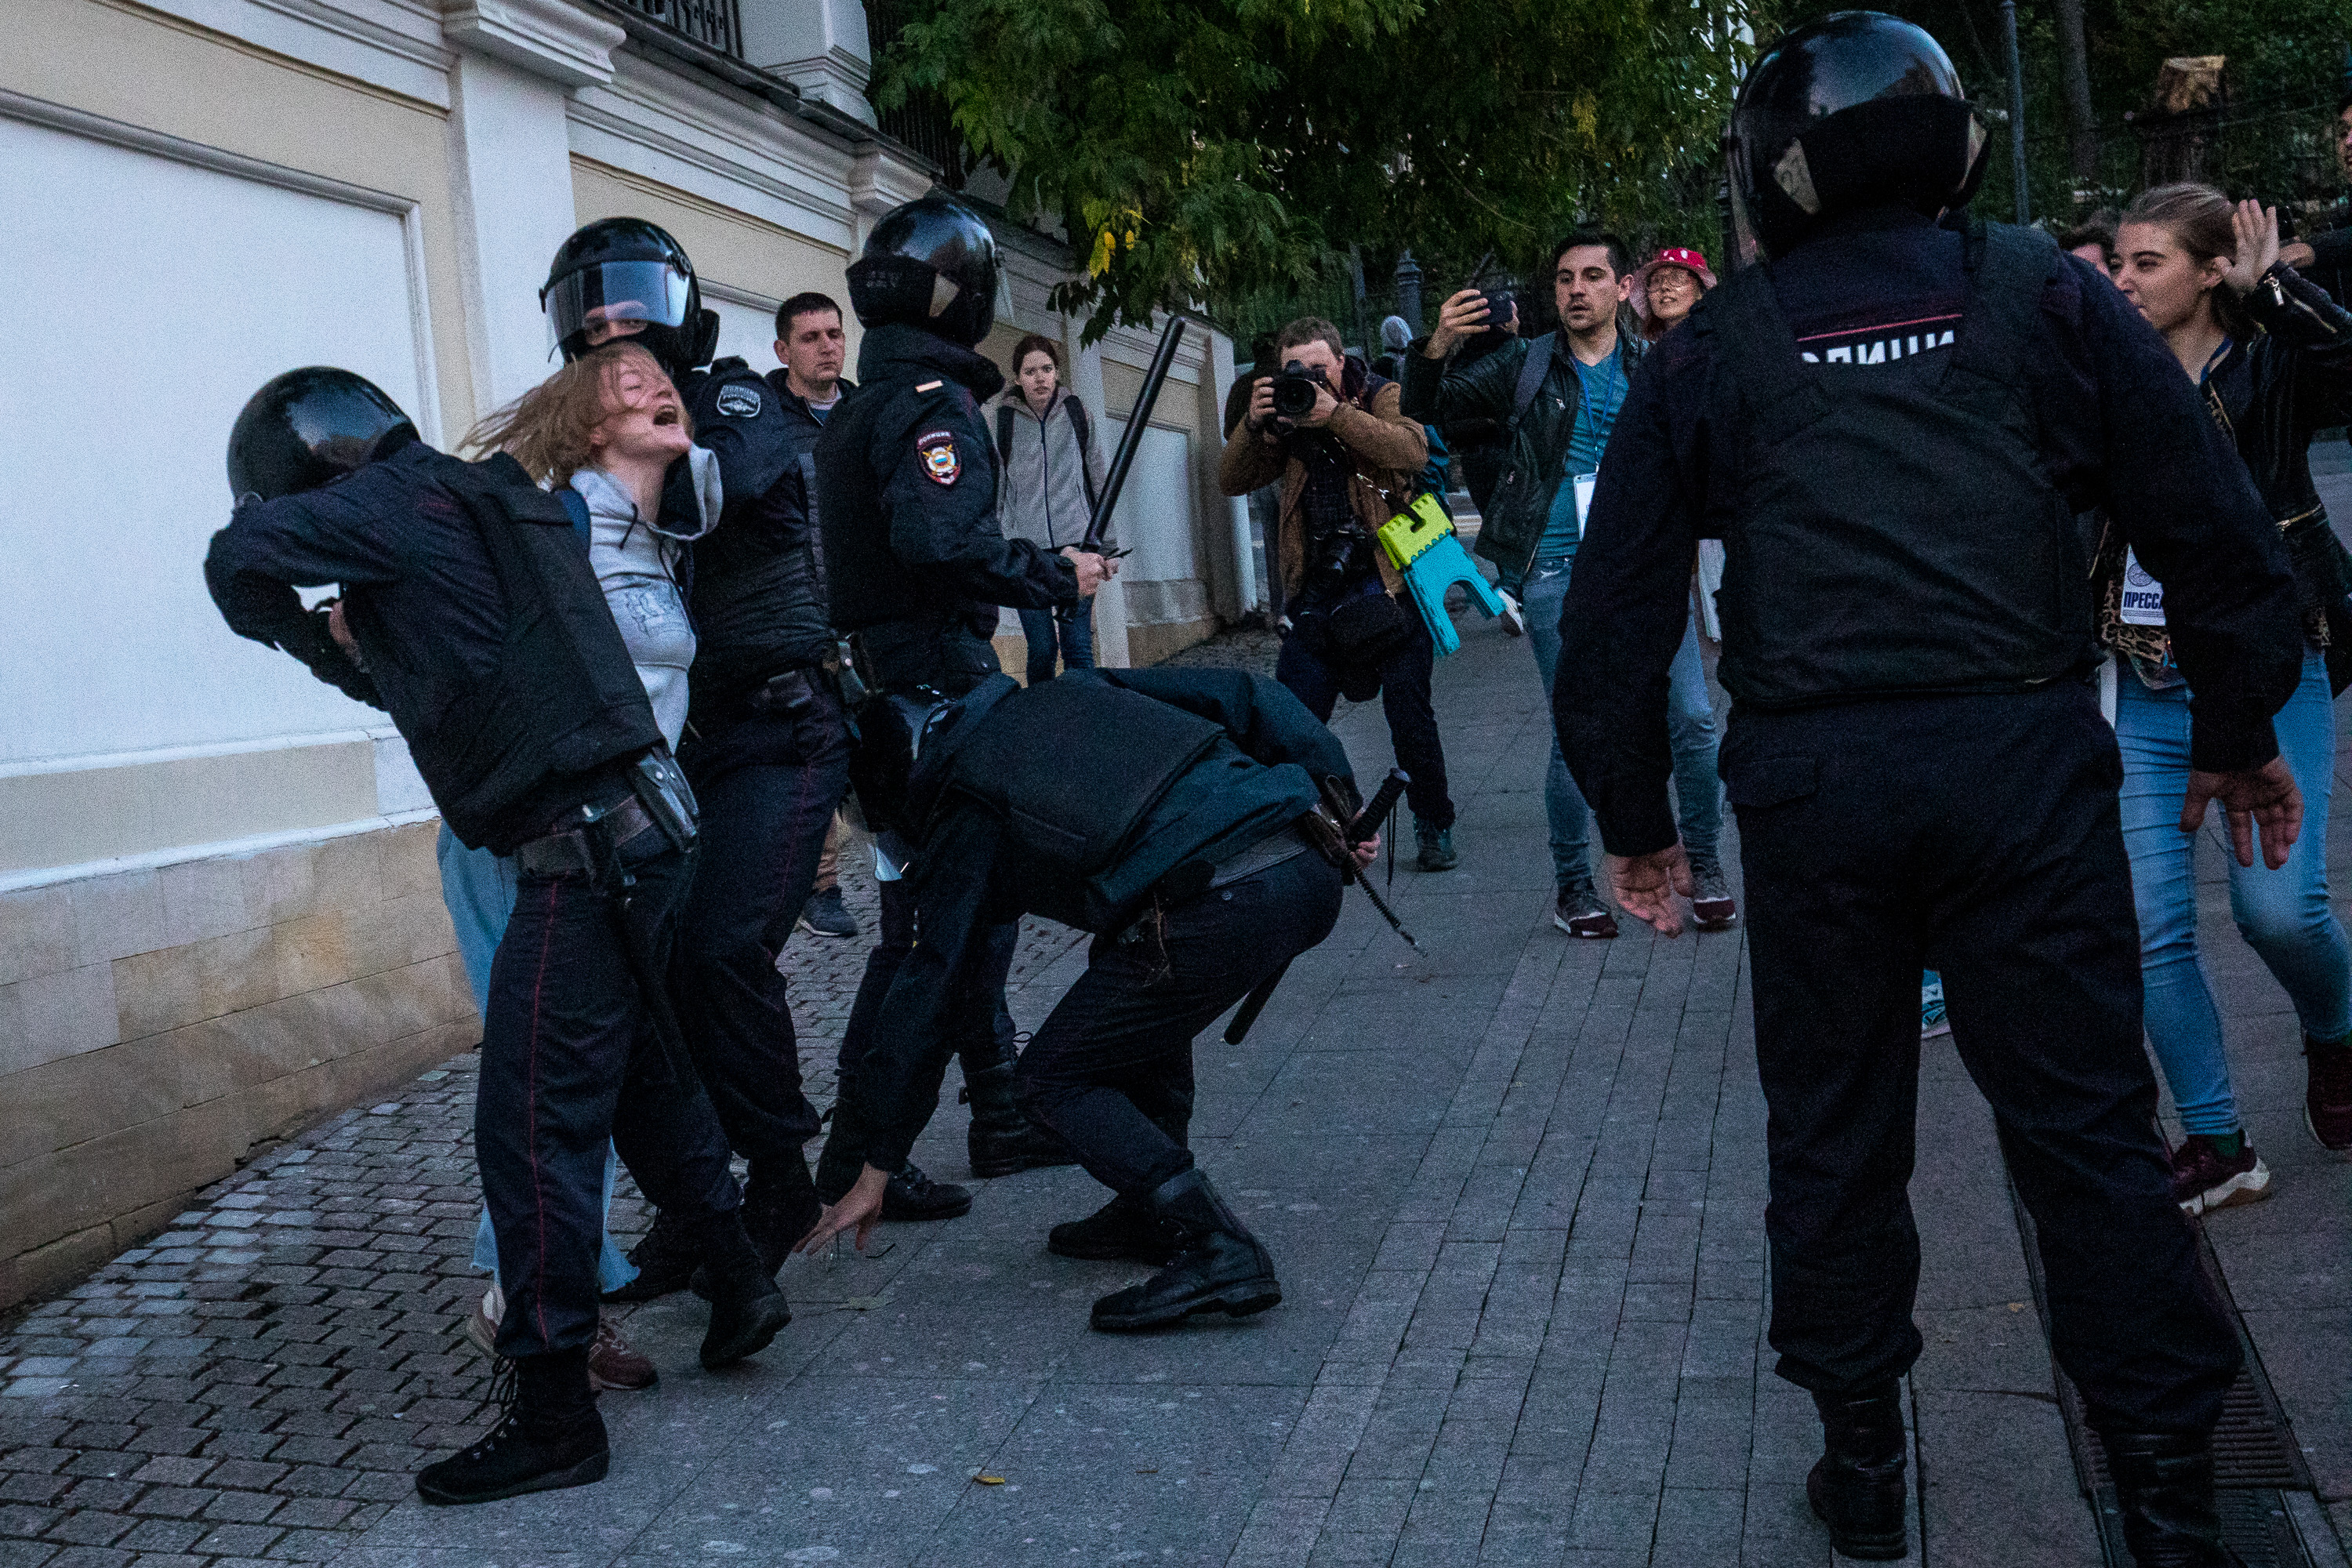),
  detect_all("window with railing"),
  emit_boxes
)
[612,0,742,56]
[862,0,964,180]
